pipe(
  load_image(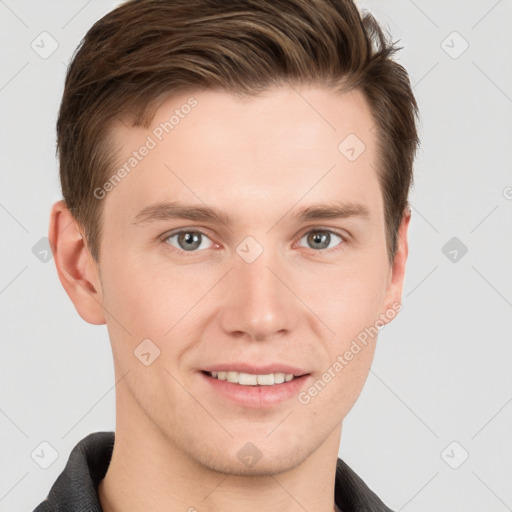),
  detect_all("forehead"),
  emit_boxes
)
[104,84,381,223]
